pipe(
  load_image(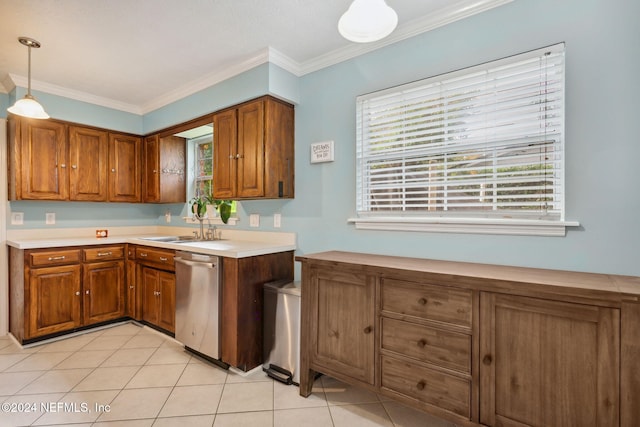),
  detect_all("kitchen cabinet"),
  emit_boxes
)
[9,245,126,343]
[136,246,176,334]
[479,293,619,427]
[307,267,376,385]
[213,96,294,200]
[125,246,137,318]
[82,246,126,324]
[140,266,175,333]
[8,116,68,200]
[220,251,294,371]
[69,126,109,201]
[143,134,186,203]
[109,133,142,202]
[297,251,637,427]
[8,115,142,203]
